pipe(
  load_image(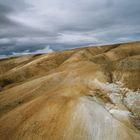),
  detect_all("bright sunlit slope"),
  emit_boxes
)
[0,41,140,140]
